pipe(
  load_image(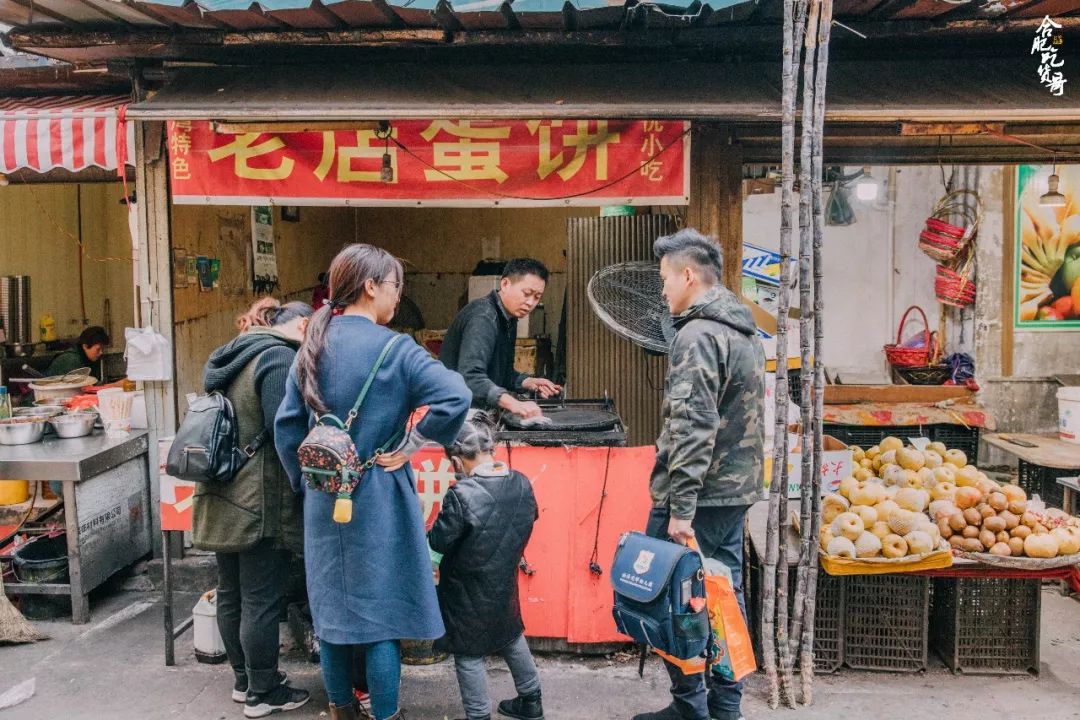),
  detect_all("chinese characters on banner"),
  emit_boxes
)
[1032,16,1066,97]
[167,120,689,206]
